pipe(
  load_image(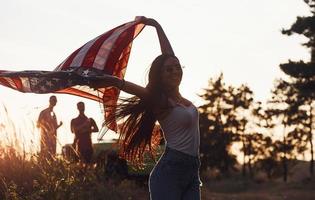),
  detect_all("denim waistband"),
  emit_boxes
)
[163,147,200,165]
